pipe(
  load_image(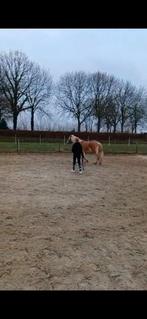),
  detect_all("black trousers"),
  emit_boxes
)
[73,154,82,171]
